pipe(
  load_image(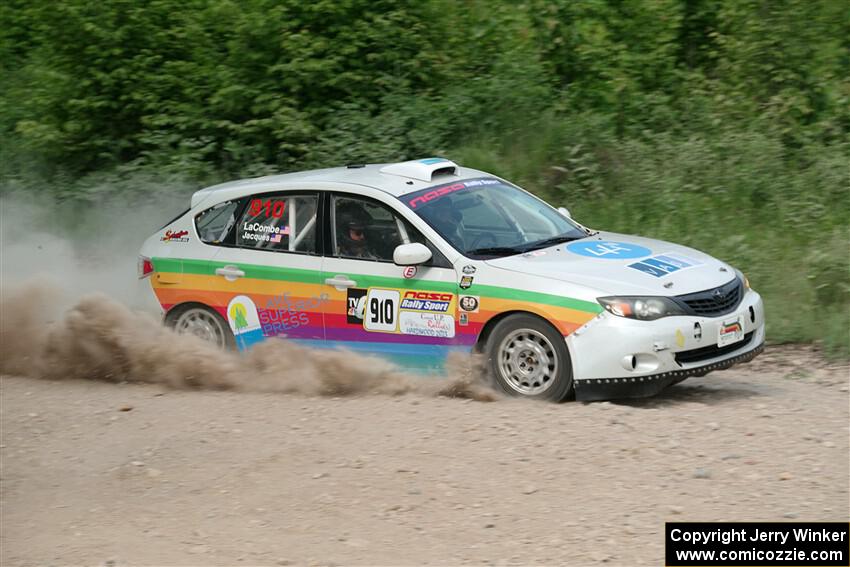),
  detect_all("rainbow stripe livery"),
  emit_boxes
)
[150,256,602,367]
